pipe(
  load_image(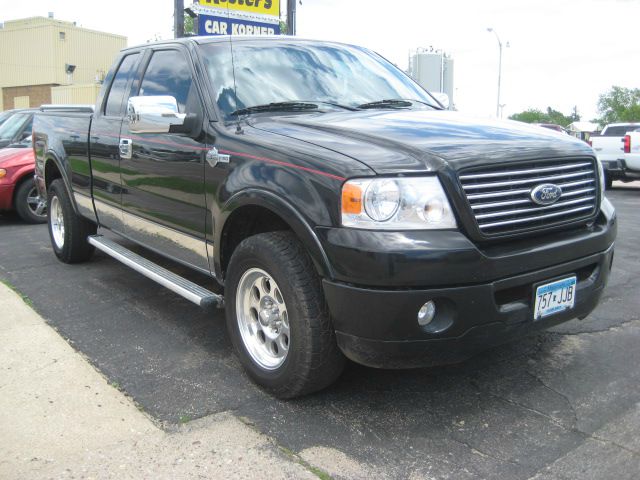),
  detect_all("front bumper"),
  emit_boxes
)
[0,184,14,210]
[318,203,617,368]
